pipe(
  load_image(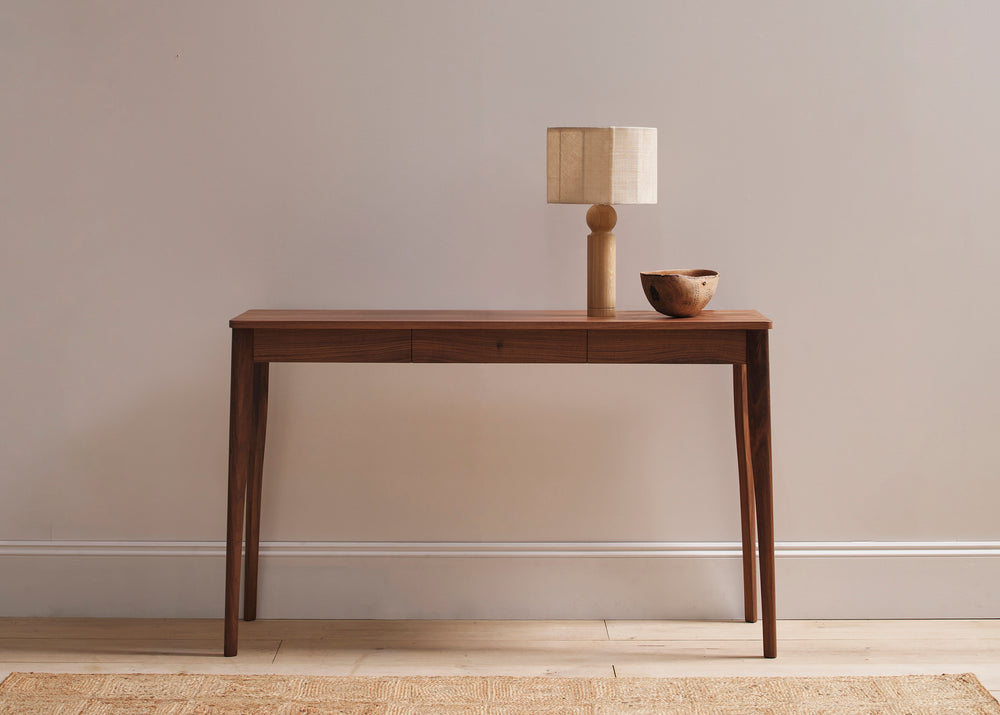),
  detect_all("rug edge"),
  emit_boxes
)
[0,672,996,710]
